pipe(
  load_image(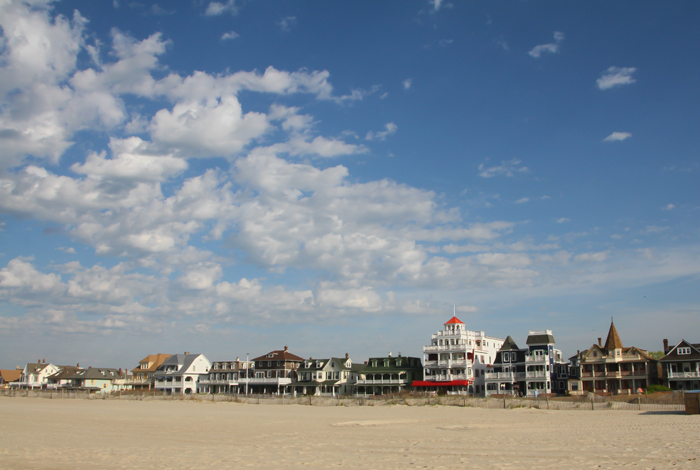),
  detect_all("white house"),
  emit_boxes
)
[154,353,211,395]
[415,315,504,395]
[16,361,61,389]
